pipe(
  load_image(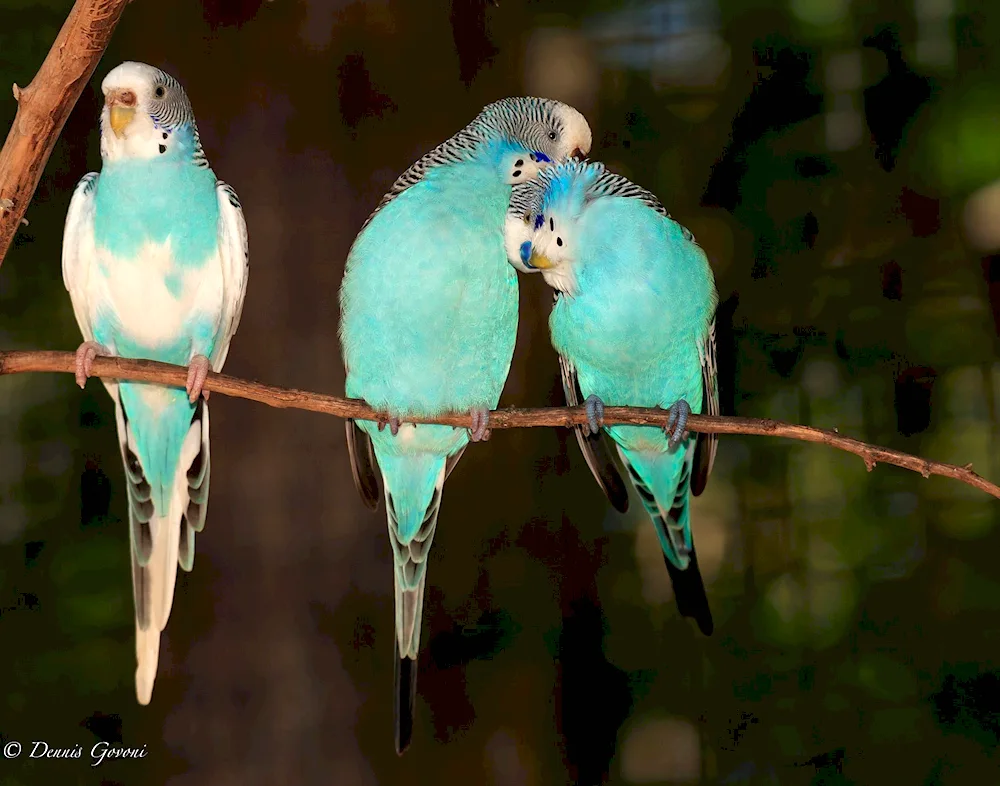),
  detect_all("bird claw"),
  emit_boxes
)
[74,341,107,389]
[185,354,211,403]
[468,408,491,442]
[665,399,691,451]
[583,394,605,436]
[377,416,401,436]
